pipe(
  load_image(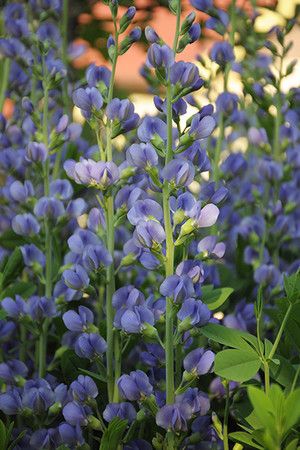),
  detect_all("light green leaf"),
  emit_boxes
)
[285,438,298,450]
[202,323,259,352]
[284,270,300,304]
[214,349,261,382]
[229,431,264,449]
[202,287,234,310]
[247,387,276,431]
[284,388,300,432]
